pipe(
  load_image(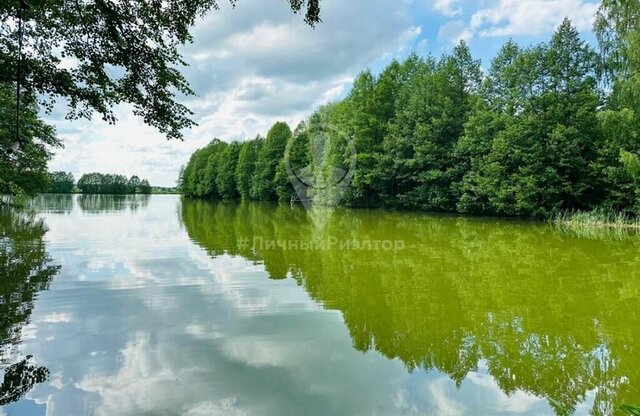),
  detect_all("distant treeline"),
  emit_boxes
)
[48,171,153,194]
[180,16,640,218]
[48,172,76,193]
